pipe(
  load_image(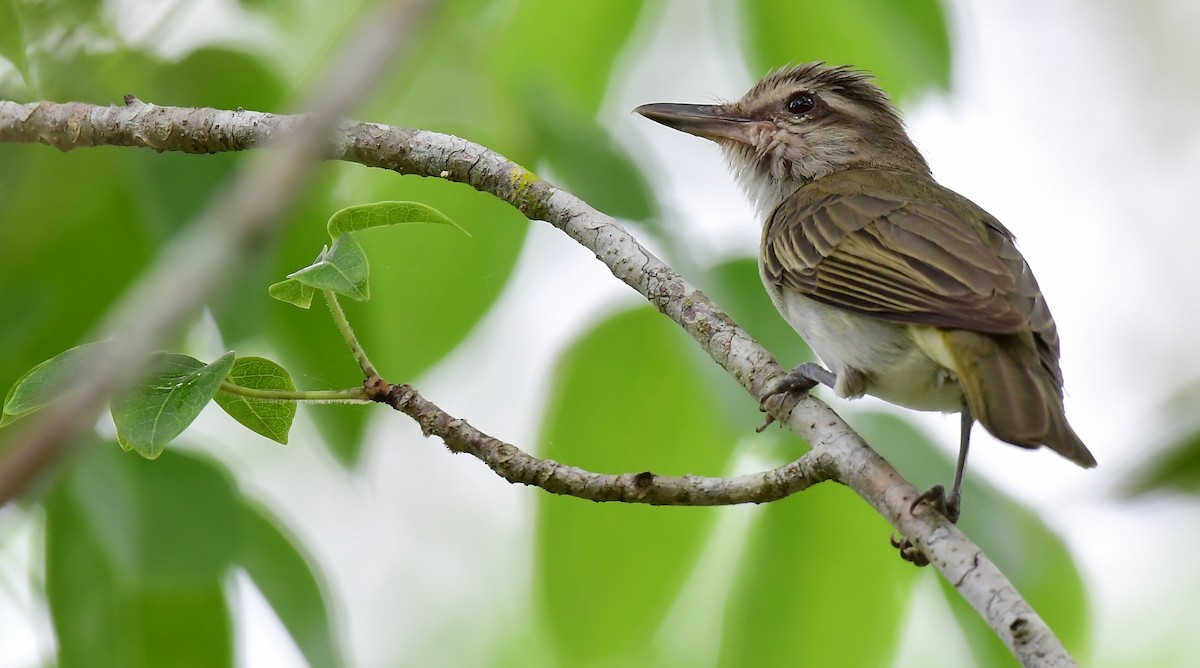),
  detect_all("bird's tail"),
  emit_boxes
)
[944,330,1097,469]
